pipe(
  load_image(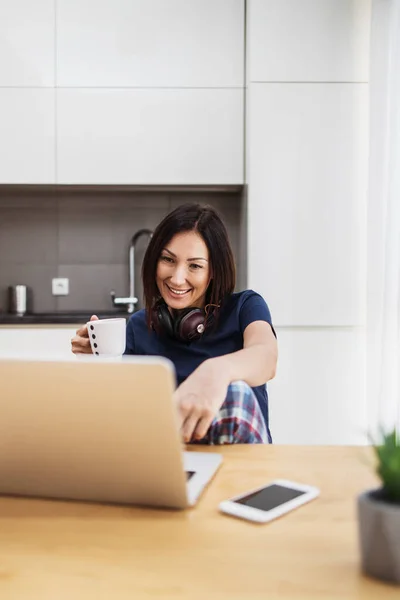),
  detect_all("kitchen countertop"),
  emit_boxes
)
[0,310,132,325]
